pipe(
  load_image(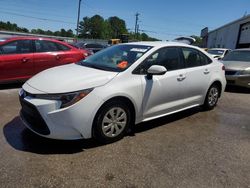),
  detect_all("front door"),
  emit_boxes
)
[135,47,187,121]
[0,39,34,82]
